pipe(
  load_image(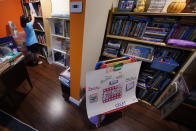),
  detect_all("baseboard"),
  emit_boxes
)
[69,96,83,106]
